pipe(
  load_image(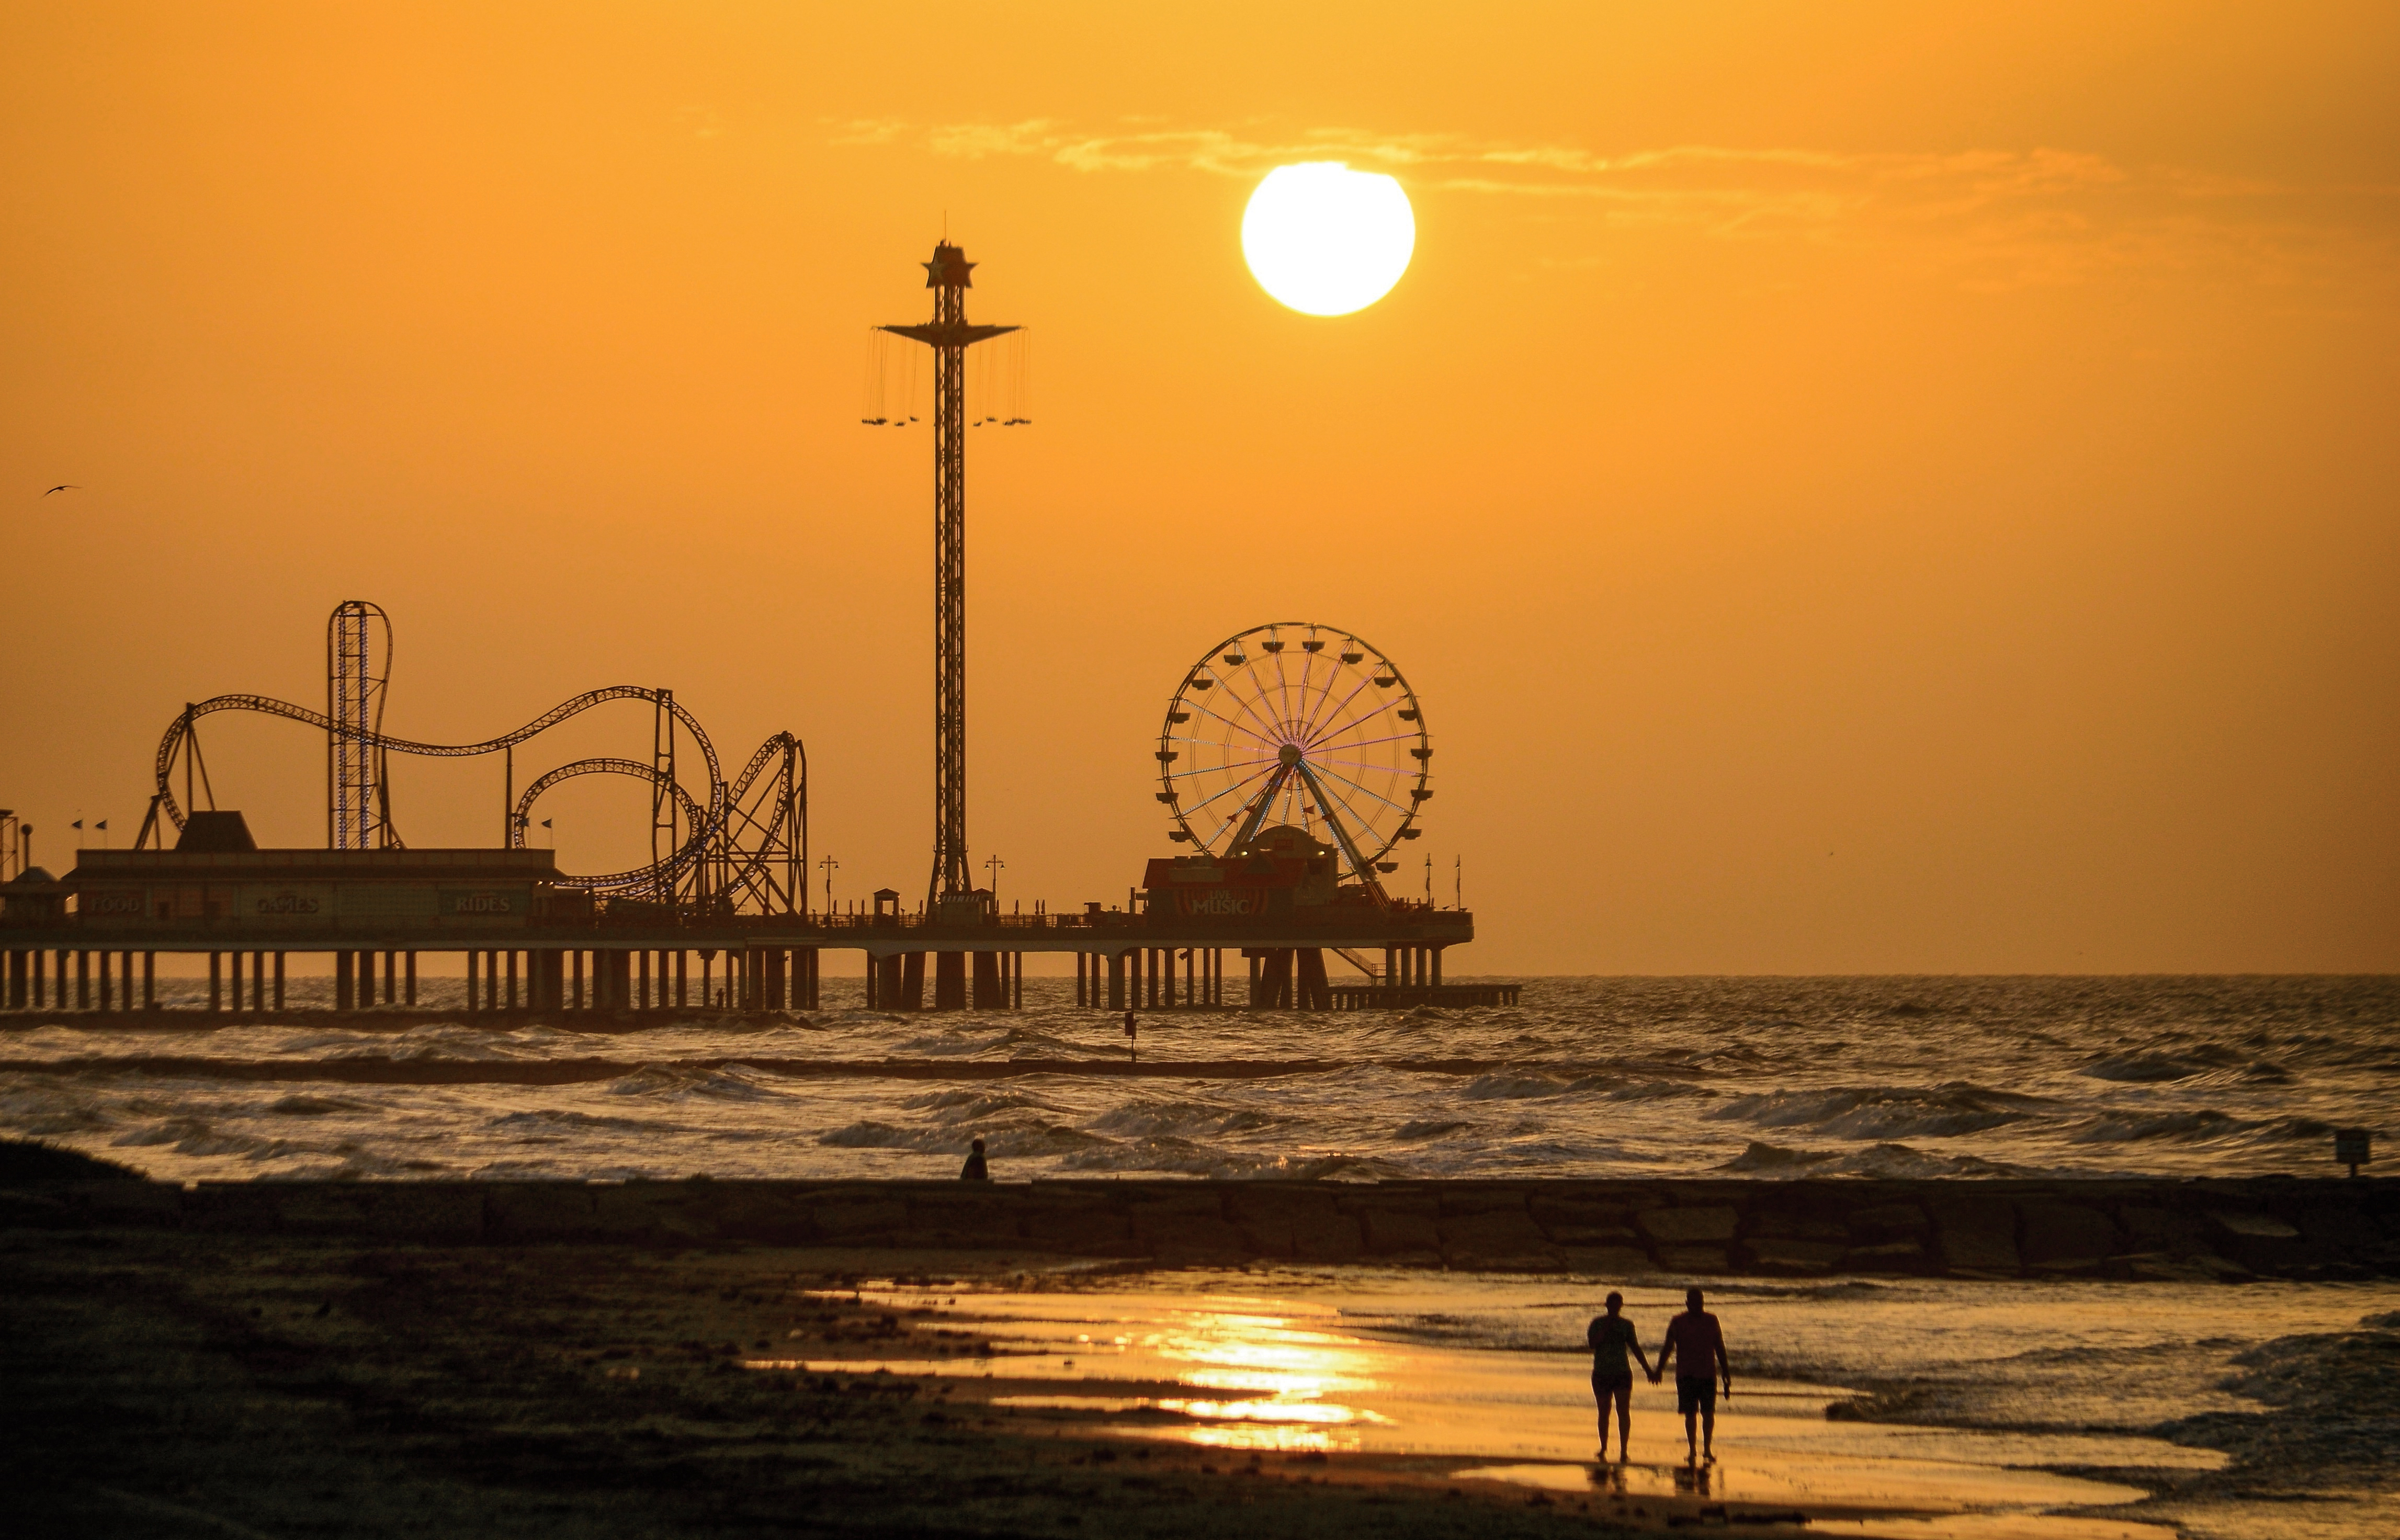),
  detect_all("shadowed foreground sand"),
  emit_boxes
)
[9,1143,2389,1536]
[5,1228,1839,1538]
